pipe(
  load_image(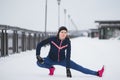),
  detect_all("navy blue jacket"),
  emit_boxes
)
[36,36,71,68]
